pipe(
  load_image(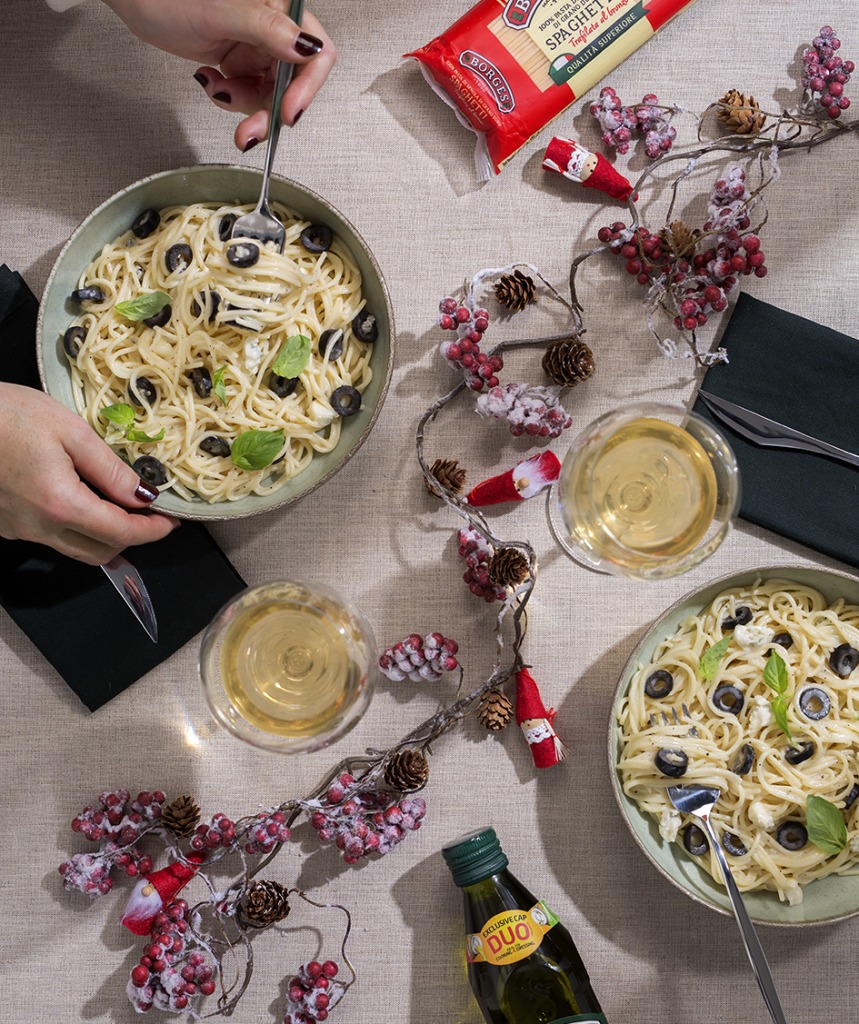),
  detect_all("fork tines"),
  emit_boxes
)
[648,703,698,736]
